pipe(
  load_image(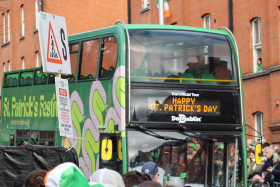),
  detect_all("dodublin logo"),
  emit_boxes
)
[171,114,201,123]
